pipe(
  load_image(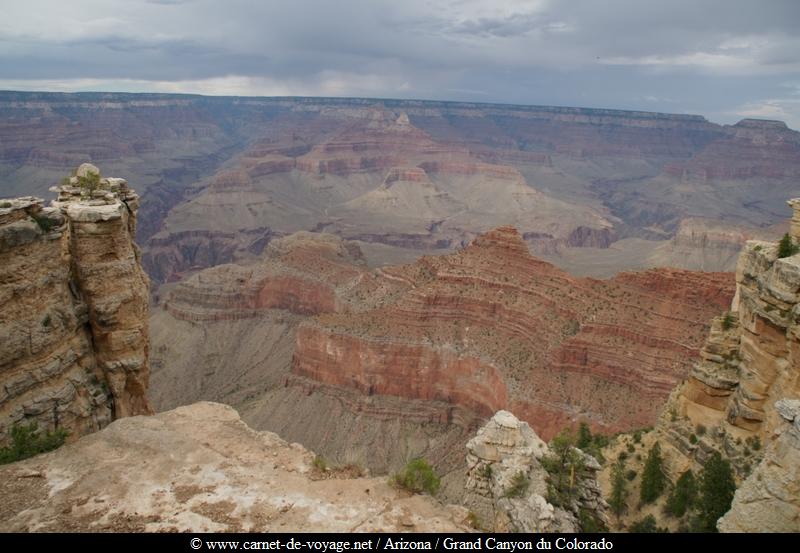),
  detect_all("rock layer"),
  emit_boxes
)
[0,165,151,444]
[292,227,734,438]
[635,199,800,531]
